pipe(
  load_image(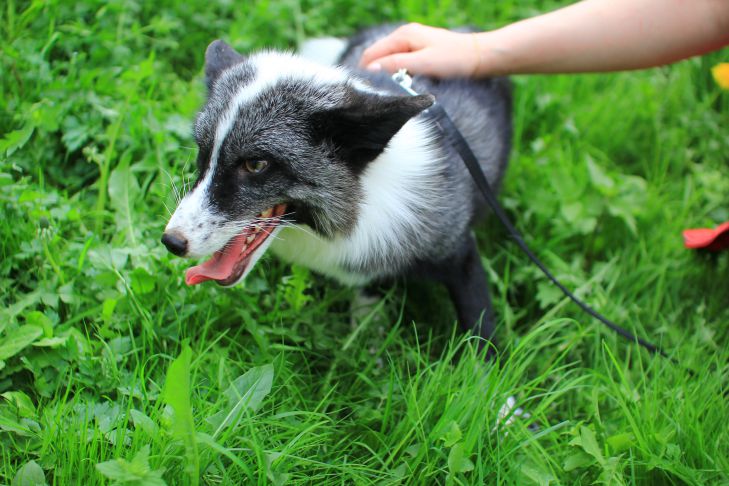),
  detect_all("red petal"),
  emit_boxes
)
[683,221,729,251]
